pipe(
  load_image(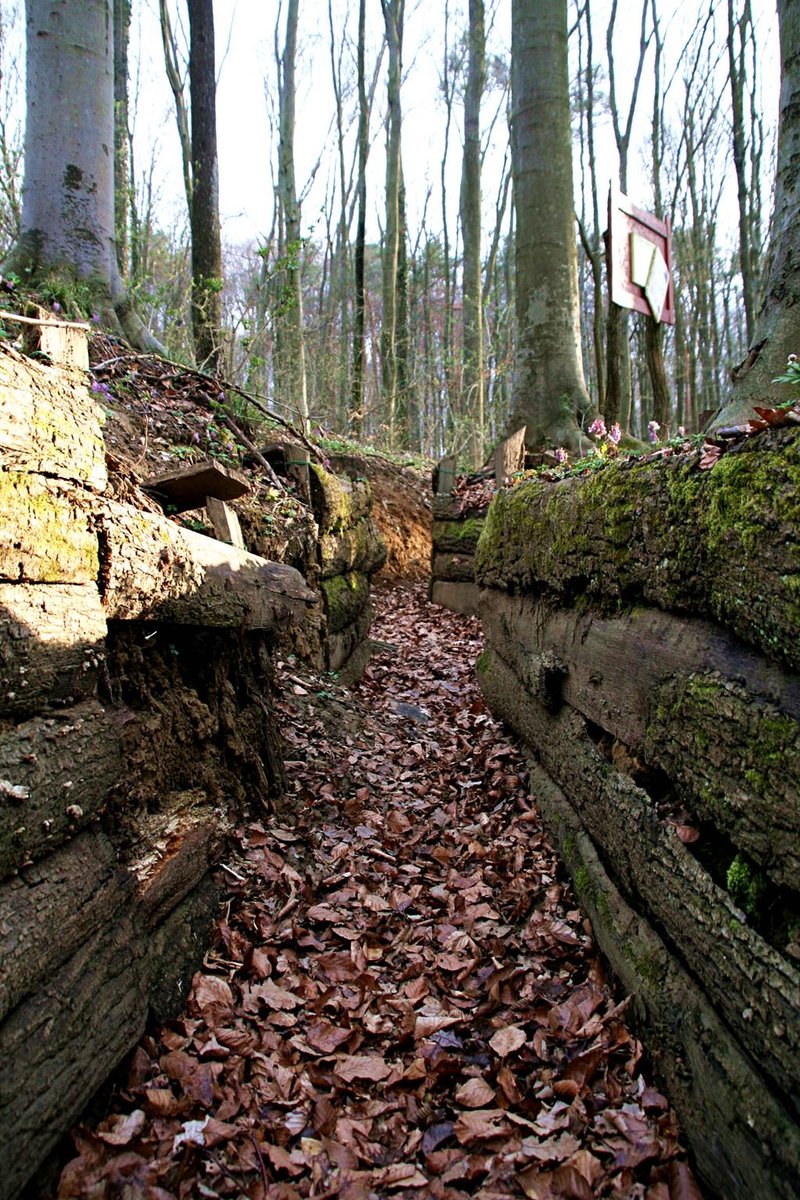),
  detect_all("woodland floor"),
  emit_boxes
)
[54,584,701,1200]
